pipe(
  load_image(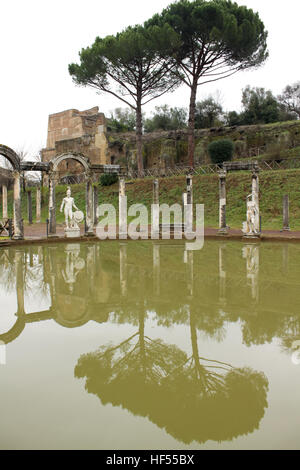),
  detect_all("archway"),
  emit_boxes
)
[48,153,94,237]
[0,145,23,239]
